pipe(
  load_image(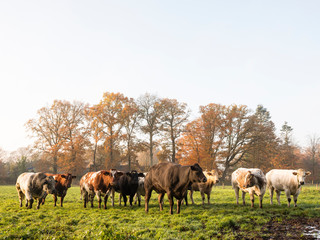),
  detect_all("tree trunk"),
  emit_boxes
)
[149,133,153,167]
